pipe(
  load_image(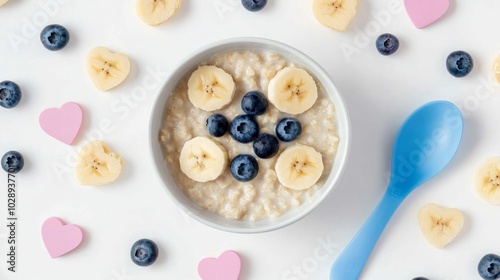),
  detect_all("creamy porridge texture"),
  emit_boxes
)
[160,50,339,221]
